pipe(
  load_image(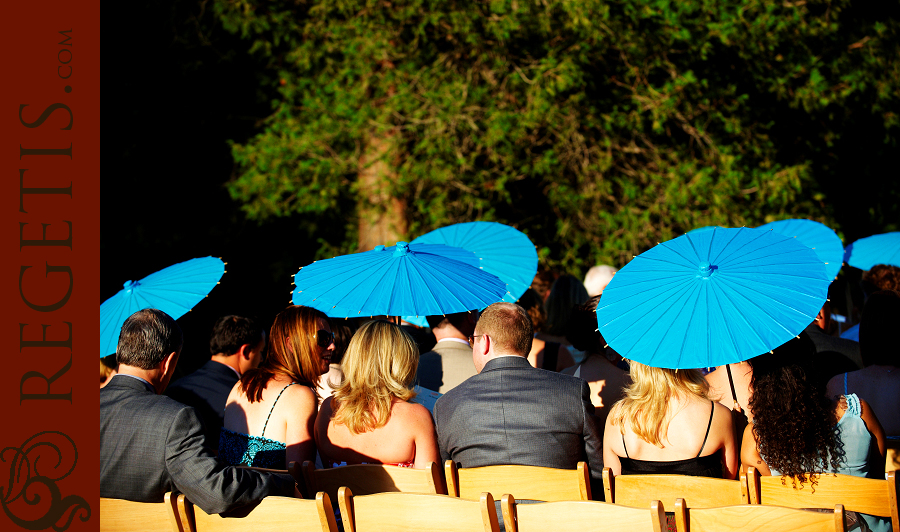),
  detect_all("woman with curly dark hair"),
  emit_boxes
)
[742,332,888,532]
